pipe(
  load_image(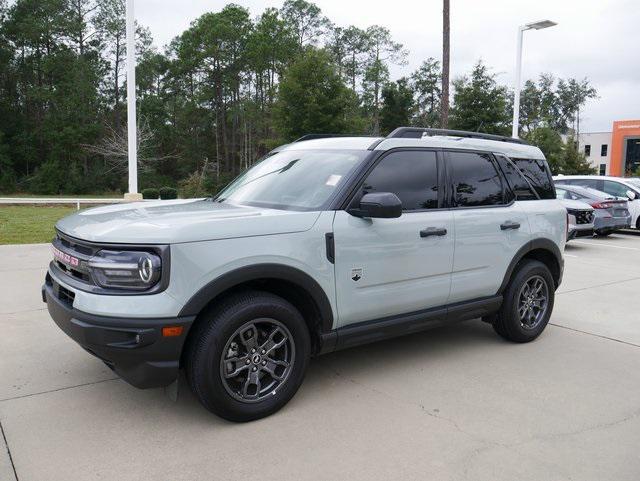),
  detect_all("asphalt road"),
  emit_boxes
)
[1,235,639,481]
